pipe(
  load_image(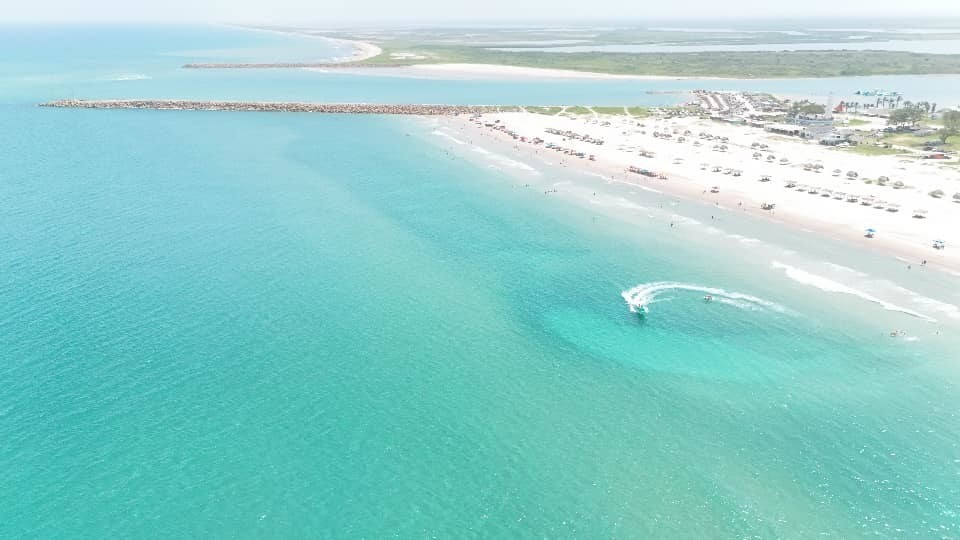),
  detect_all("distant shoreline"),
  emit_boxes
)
[181,61,702,80]
[219,23,383,63]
